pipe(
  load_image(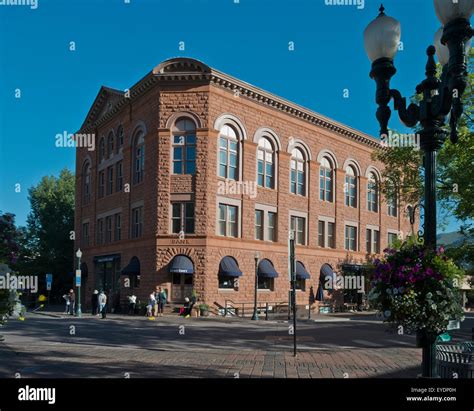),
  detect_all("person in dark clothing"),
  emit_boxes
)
[91,290,99,316]
[68,289,76,315]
